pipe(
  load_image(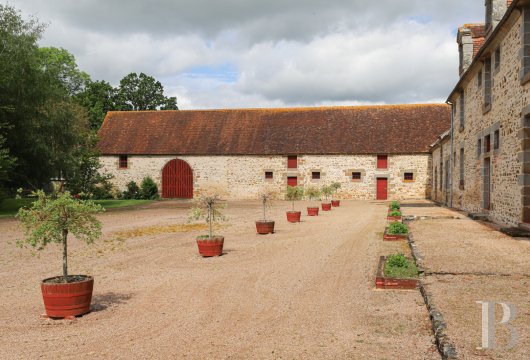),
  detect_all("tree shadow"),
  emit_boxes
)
[91,292,133,313]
